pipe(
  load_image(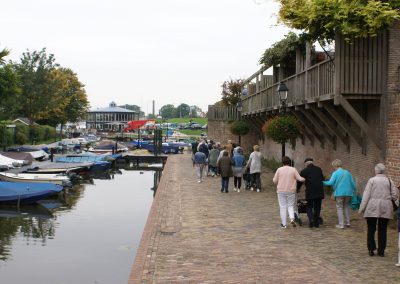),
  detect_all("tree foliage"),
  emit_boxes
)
[175,103,190,117]
[263,115,301,147]
[278,0,400,42]
[259,32,305,68]
[0,63,21,120]
[14,48,59,123]
[159,104,176,119]
[230,120,250,136]
[221,79,244,107]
